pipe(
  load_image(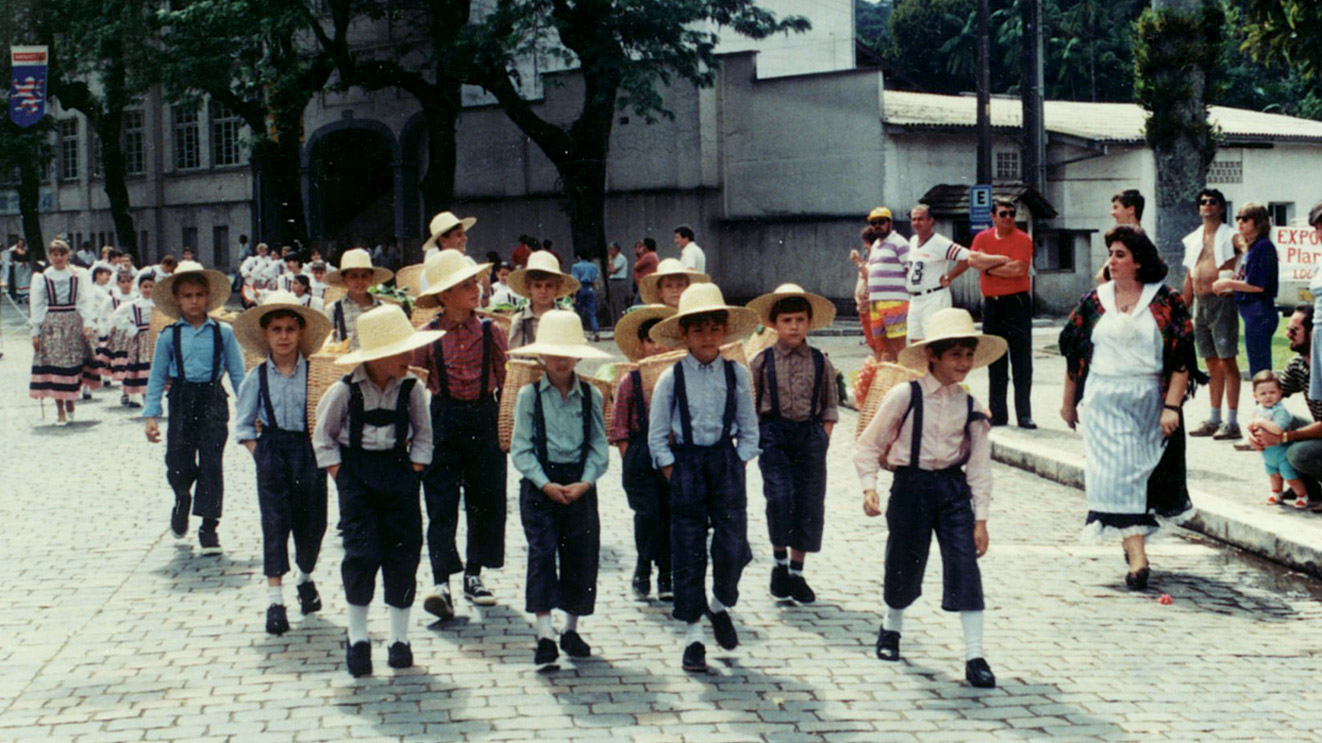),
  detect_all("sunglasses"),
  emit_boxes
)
[1235,215,1252,222]
[870,218,891,225]
[1199,198,1220,206]
[996,210,1016,218]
